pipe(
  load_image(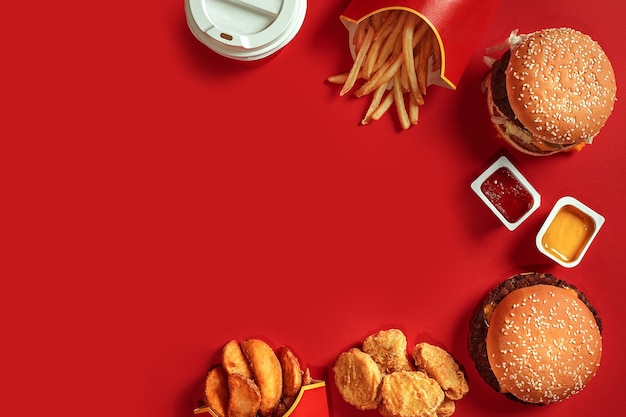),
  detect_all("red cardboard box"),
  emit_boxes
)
[193,381,328,417]
[340,0,500,89]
